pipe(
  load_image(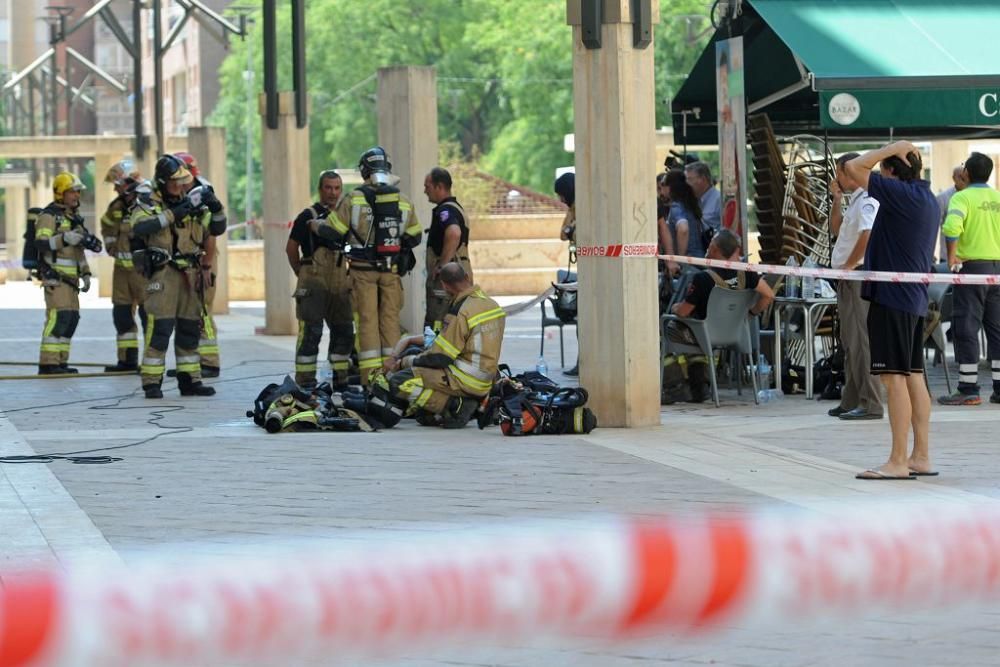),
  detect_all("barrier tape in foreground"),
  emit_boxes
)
[572,244,1000,286]
[4,505,1000,666]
